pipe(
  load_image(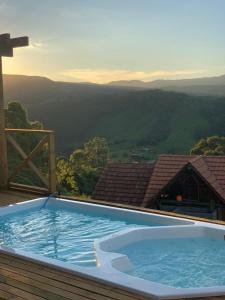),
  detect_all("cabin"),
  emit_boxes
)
[93,155,225,220]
